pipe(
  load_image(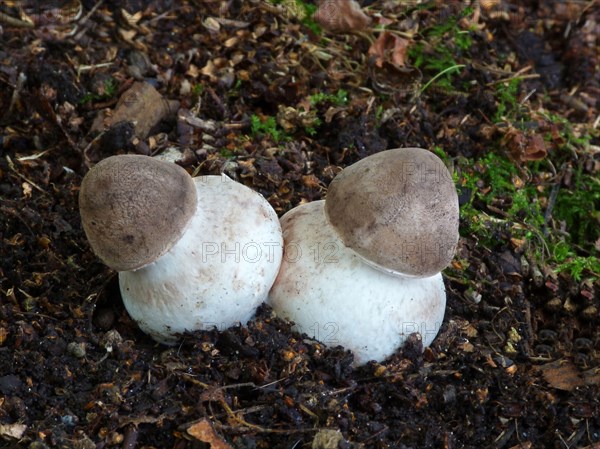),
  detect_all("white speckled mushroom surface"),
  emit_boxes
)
[120,175,283,344]
[268,200,446,365]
